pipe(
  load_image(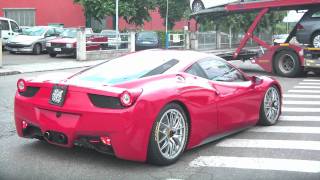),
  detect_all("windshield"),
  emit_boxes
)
[74,52,179,85]
[22,27,47,36]
[137,32,157,41]
[61,29,77,38]
[101,31,116,38]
